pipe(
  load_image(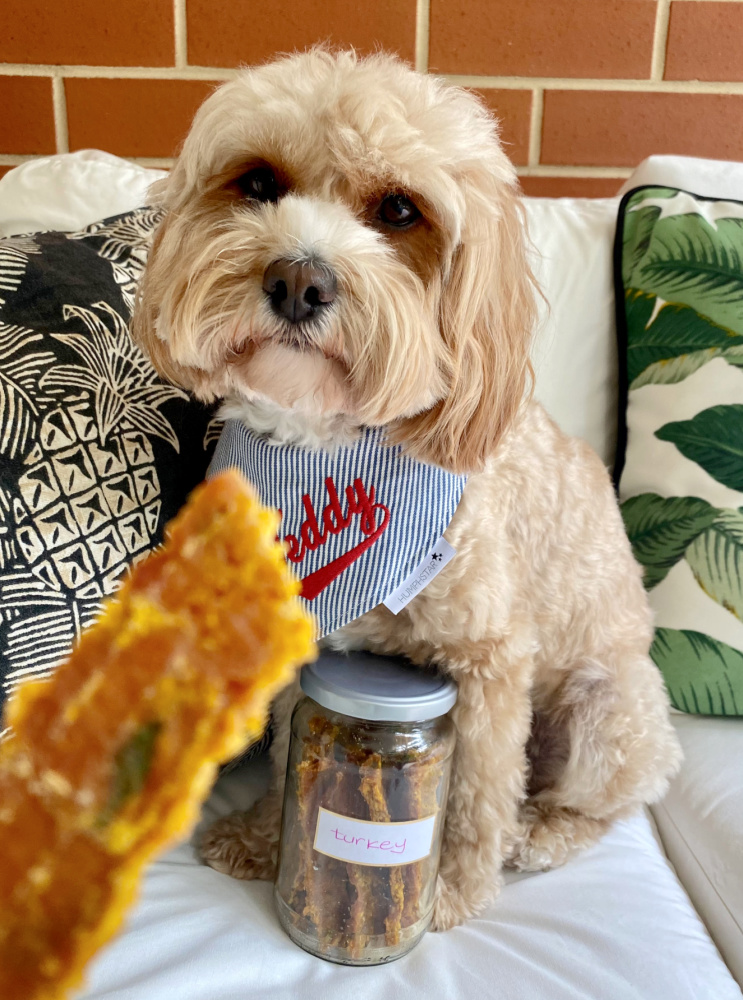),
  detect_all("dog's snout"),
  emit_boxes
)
[262,258,337,324]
